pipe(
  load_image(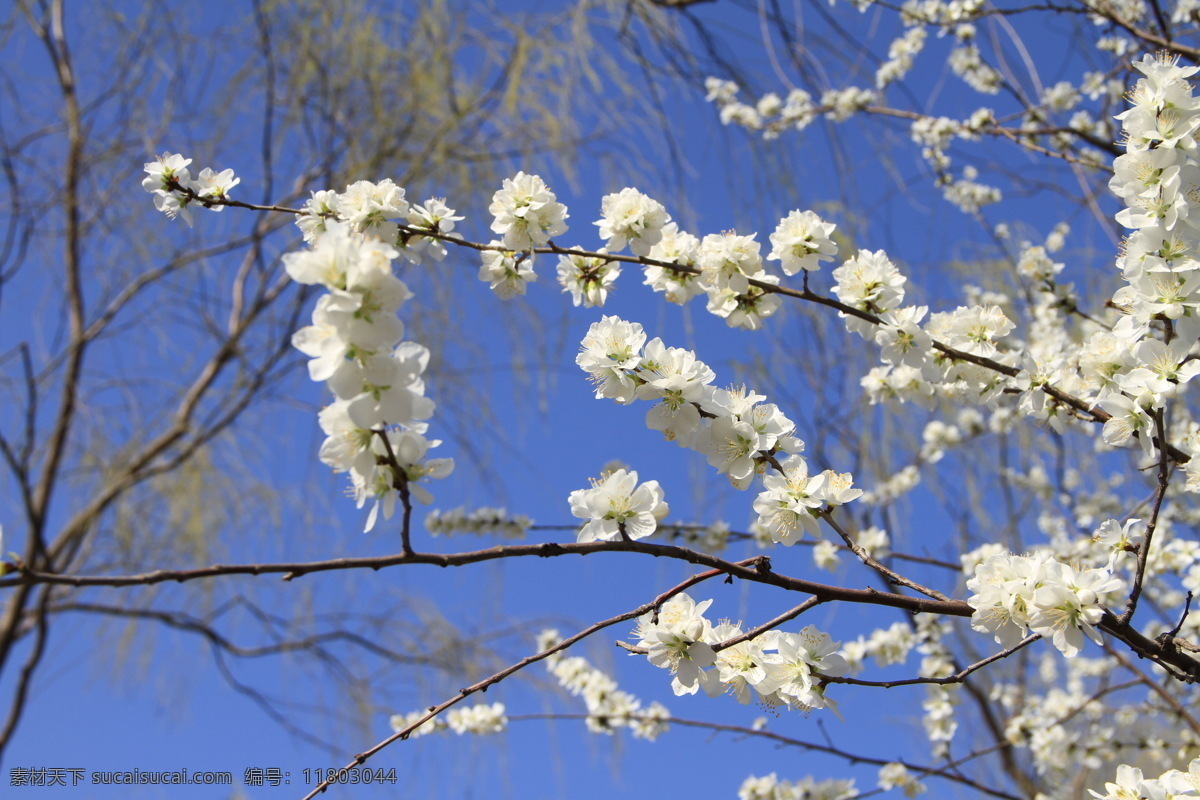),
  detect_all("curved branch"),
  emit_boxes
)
[298,564,730,799]
[3,542,974,617]
[174,190,1169,463]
